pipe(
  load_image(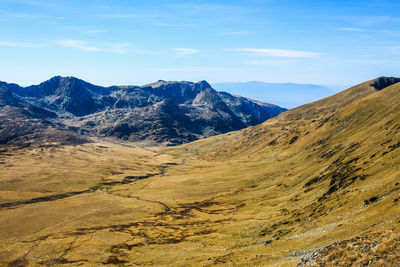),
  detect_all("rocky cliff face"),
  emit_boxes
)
[0,76,287,145]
